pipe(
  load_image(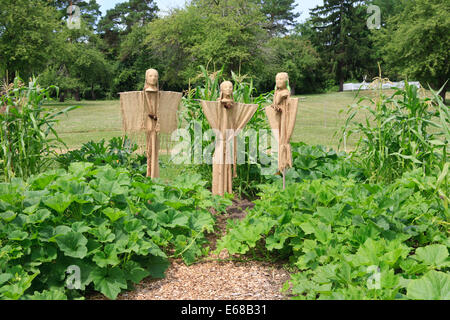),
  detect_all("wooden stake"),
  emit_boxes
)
[283,168,286,190]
